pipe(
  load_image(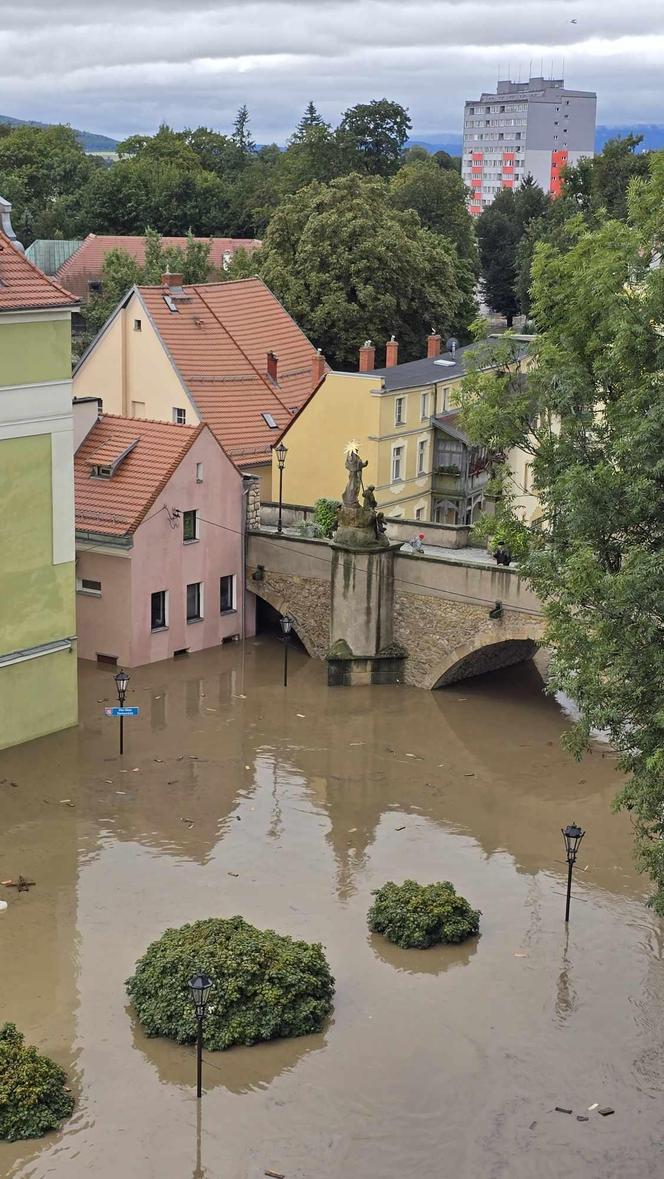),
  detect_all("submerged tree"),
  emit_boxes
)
[460,153,664,911]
